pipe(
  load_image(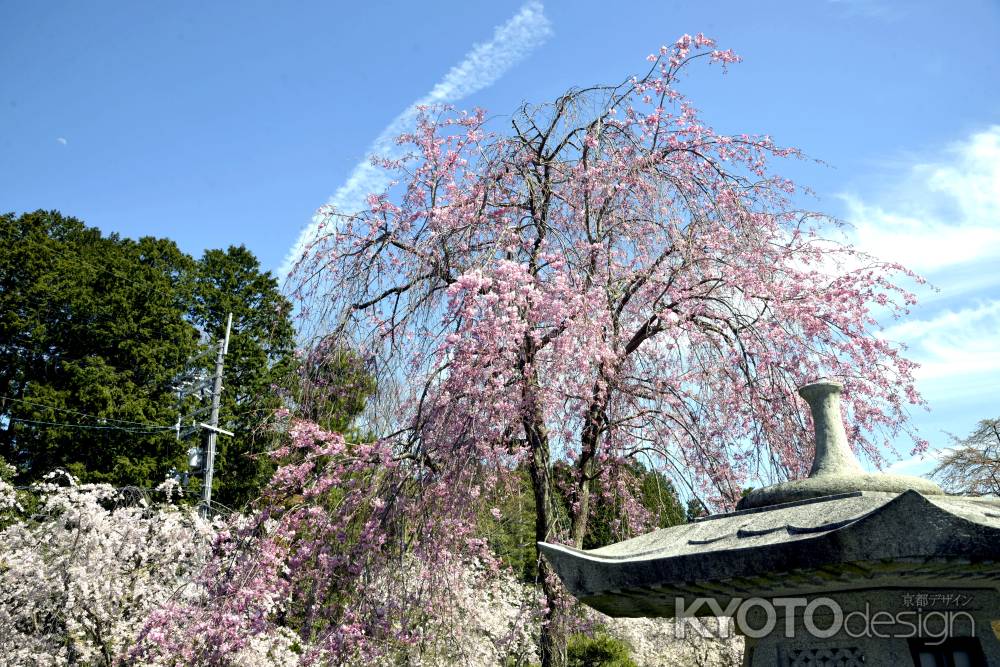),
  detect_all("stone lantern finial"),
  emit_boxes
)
[735,377,943,510]
[797,379,863,478]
